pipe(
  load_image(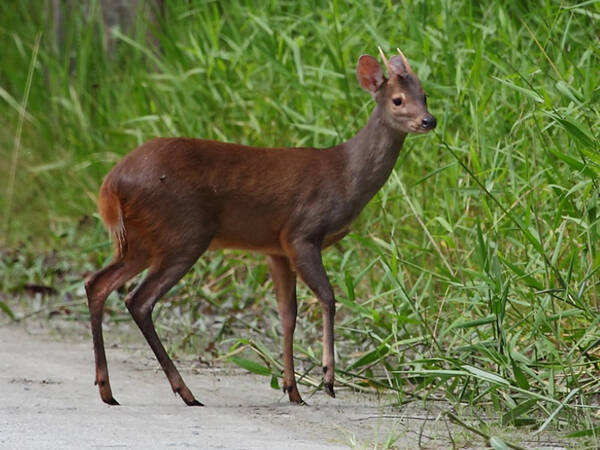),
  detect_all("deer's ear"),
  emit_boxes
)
[388,55,408,75]
[357,55,385,95]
